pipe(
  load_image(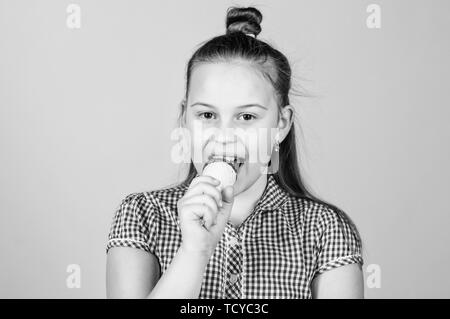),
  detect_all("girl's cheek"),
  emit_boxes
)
[254,132,273,164]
